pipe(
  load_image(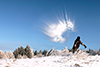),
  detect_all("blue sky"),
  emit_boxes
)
[0,0,100,52]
